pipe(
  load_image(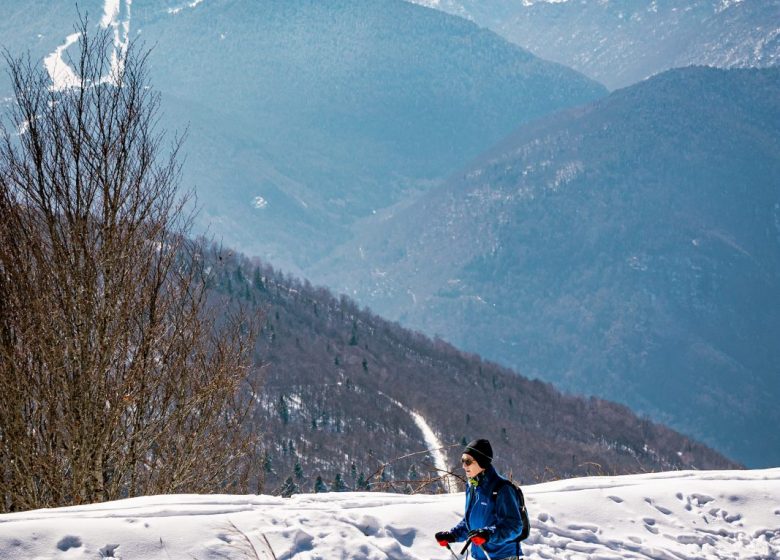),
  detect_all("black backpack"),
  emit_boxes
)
[491,479,531,543]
